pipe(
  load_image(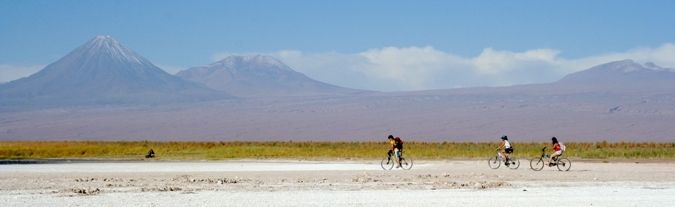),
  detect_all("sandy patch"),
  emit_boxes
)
[0,160,673,206]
